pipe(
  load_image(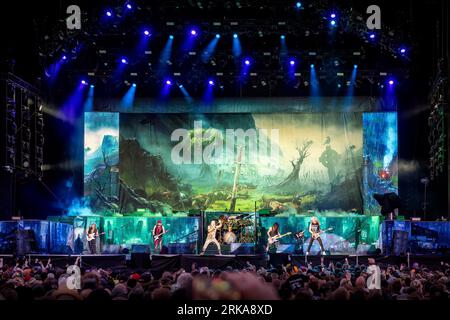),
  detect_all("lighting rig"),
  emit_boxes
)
[36,1,412,98]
